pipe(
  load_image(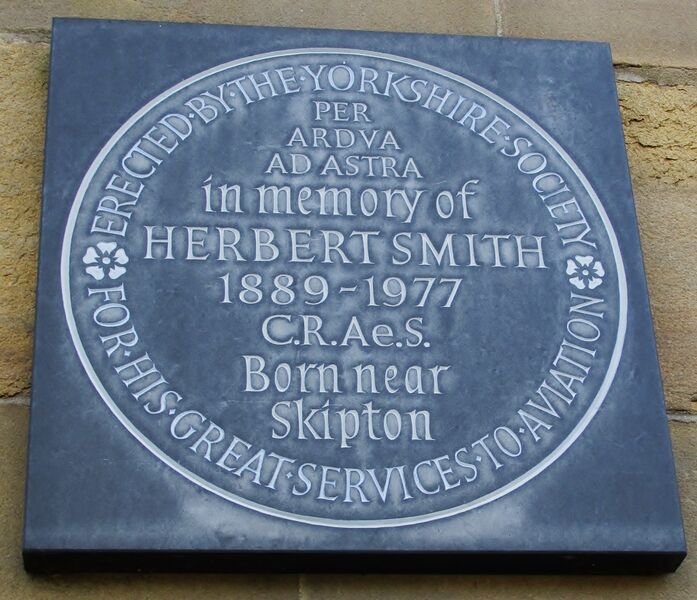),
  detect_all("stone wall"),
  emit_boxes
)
[0,1,694,597]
